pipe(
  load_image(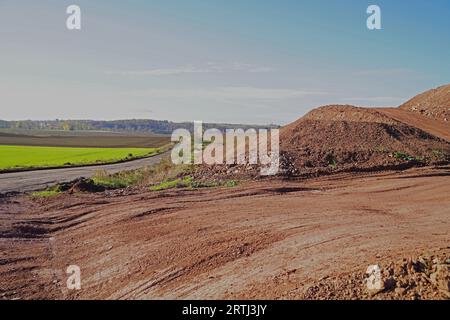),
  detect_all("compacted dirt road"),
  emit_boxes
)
[0,166,449,299]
